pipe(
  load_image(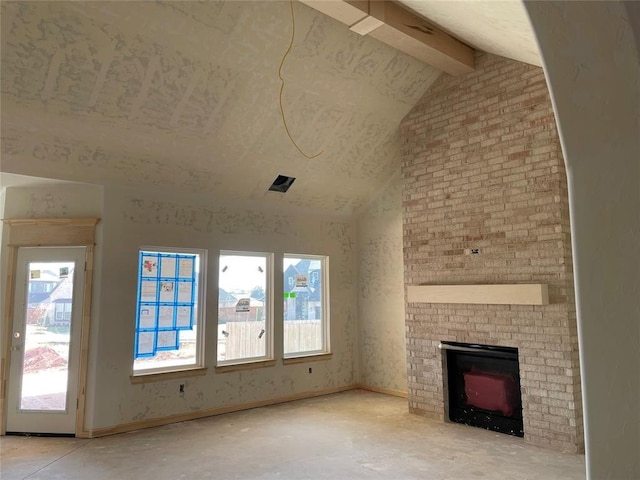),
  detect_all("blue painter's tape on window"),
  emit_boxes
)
[134,252,196,359]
